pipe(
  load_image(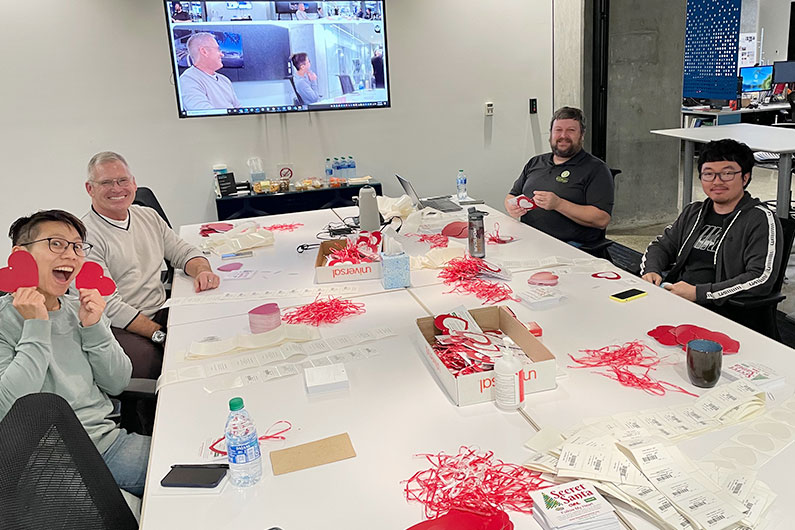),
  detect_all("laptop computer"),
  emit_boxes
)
[395,174,462,213]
